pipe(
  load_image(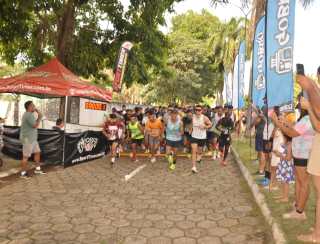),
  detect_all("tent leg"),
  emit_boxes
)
[62,96,68,165]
